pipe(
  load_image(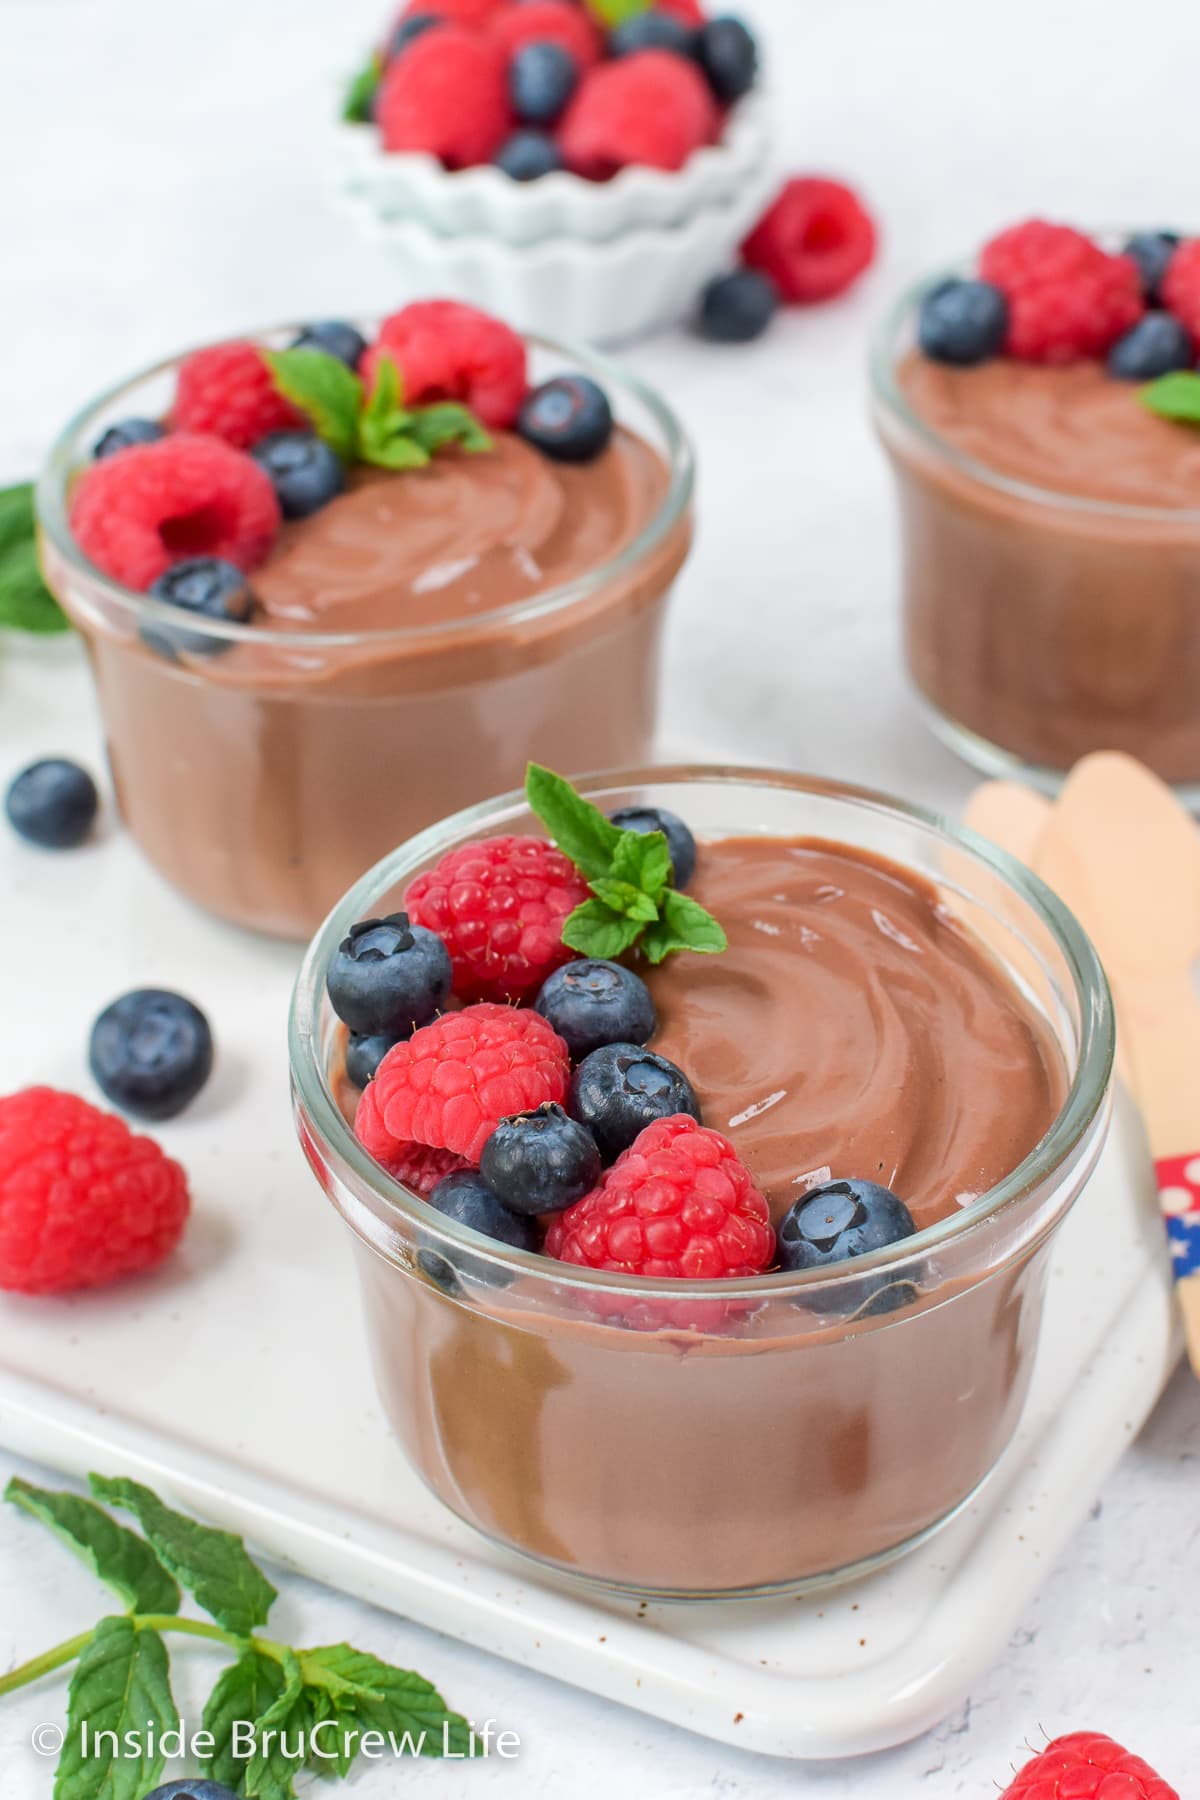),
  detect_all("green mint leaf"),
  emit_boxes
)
[588,877,659,923]
[358,355,430,469]
[202,1648,287,1791]
[361,434,430,471]
[610,827,672,901]
[5,1477,179,1616]
[0,480,36,559]
[408,402,492,457]
[297,1643,387,1706]
[640,888,728,965]
[89,1475,276,1636]
[1140,371,1200,424]
[342,52,382,123]
[561,898,645,961]
[525,763,624,880]
[585,0,651,25]
[302,1688,359,1779]
[55,1617,177,1800]
[239,1653,310,1800]
[322,1648,474,1759]
[264,348,362,461]
[0,538,70,633]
